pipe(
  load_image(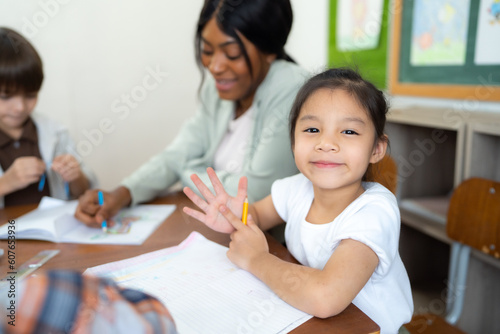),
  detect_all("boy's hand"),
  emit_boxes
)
[52,154,82,182]
[183,167,247,234]
[2,157,45,192]
[218,205,269,271]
